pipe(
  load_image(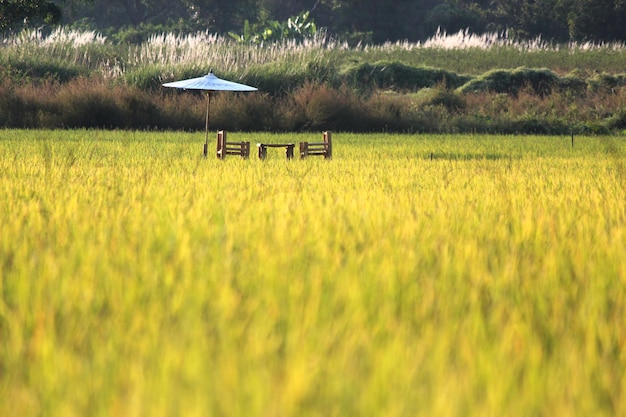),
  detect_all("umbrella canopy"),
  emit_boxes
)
[162,72,258,92]
[162,71,258,156]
